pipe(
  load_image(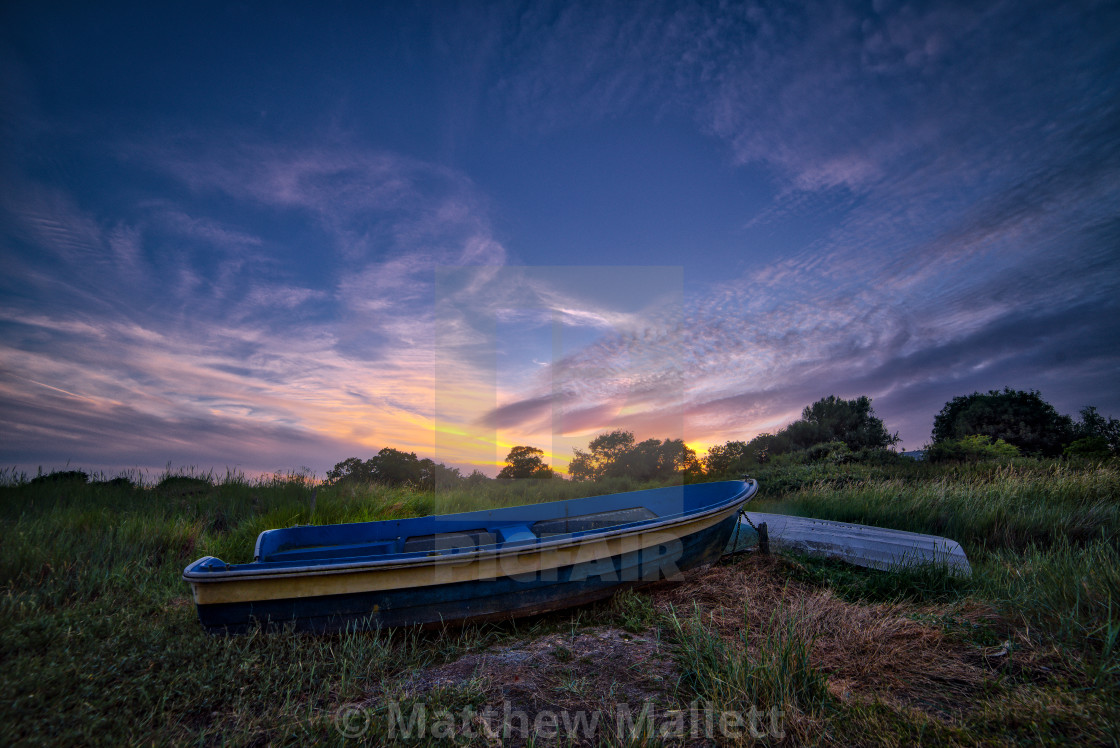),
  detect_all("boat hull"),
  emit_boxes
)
[739,511,971,575]
[185,482,754,634]
[194,512,736,633]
